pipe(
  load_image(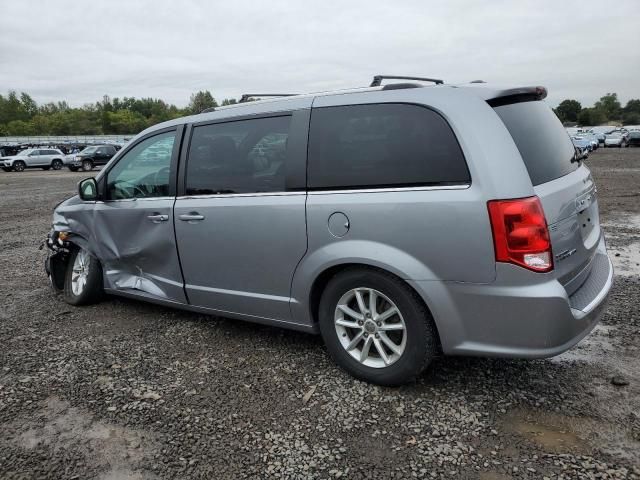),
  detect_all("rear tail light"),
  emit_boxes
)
[487,196,553,272]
